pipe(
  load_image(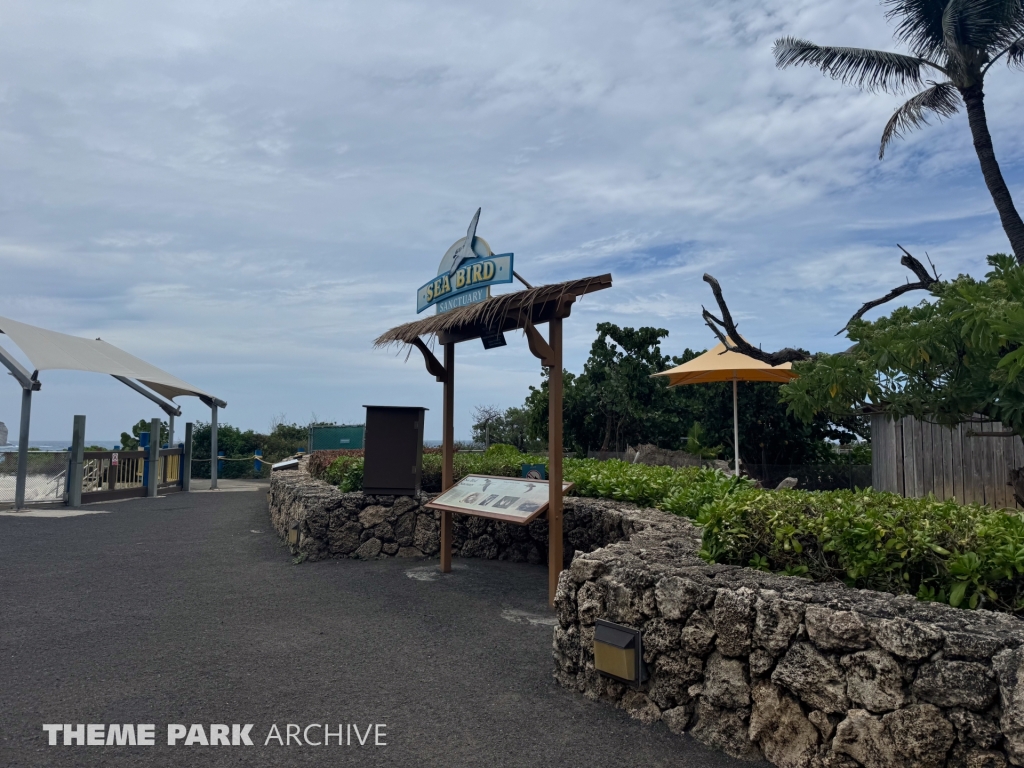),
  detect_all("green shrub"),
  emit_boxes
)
[564,458,703,508]
[660,470,751,519]
[323,456,364,491]
[314,443,1024,615]
[421,444,548,491]
[698,487,1024,614]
